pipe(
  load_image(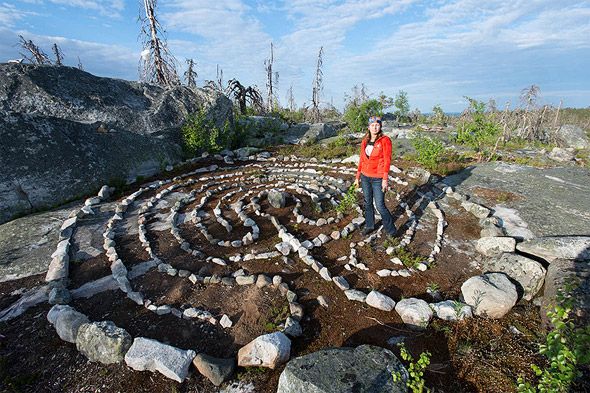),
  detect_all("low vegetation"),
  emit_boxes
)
[517,284,590,393]
[392,343,432,393]
[181,108,237,155]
